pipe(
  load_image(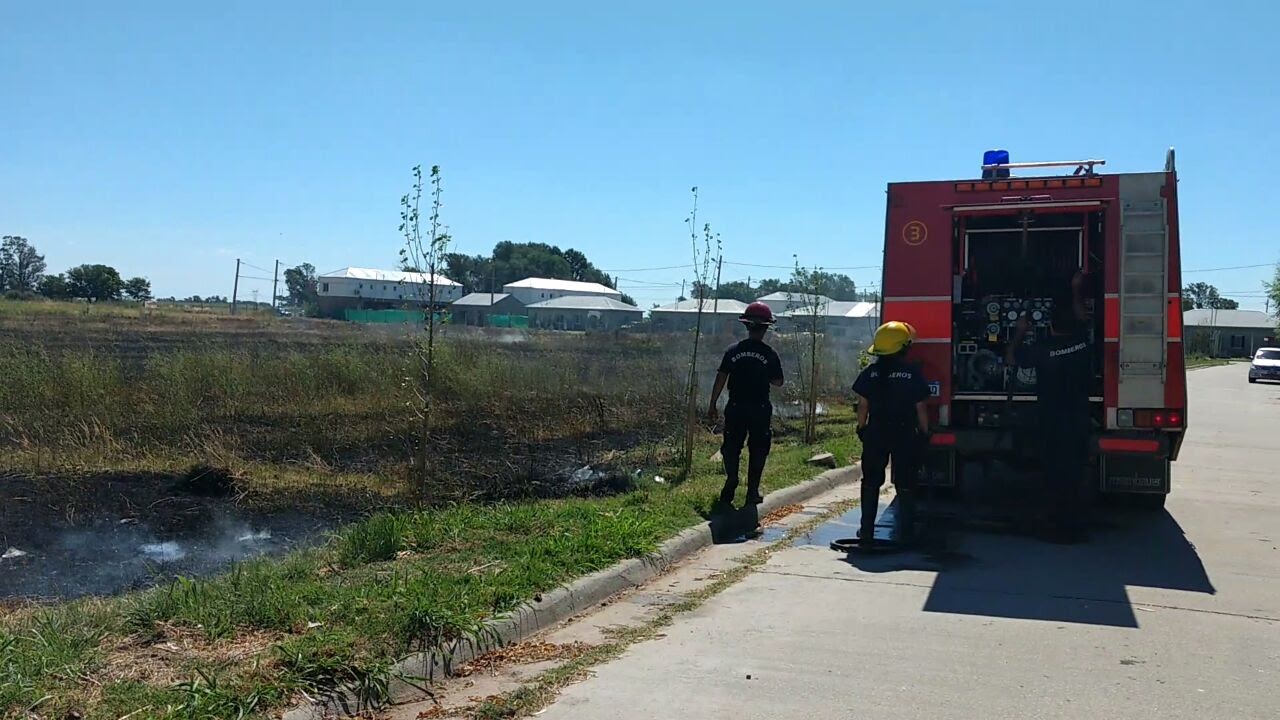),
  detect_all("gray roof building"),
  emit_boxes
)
[783,300,878,319]
[756,291,835,313]
[1183,309,1278,358]
[651,299,749,314]
[650,299,749,336]
[449,292,528,327]
[526,296,640,311]
[525,295,643,331]
[452,292,514,307]
[1183,309,1276,329]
